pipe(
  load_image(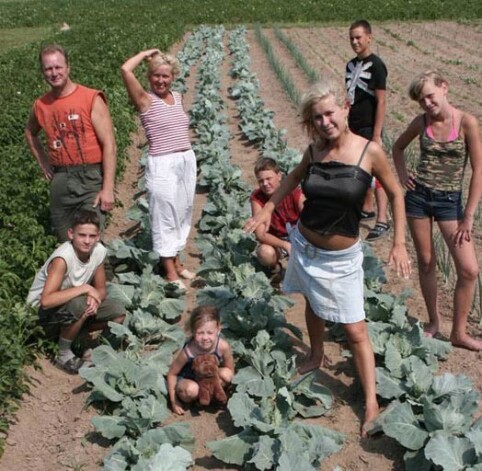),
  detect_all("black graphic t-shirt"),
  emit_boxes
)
[345,53,387,131]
